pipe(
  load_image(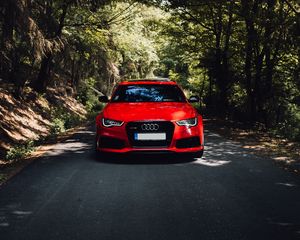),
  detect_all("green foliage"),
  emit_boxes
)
[77,78,97,110]
[156,0,300,140]
[86,104,104,120]
[50,118,66,135]
[50,107,84,135]
[0,174,5,182]
[275,104,300,141]
[76,77,105,119]
[6,141,35,161]
[110,3,164,79]
[1,0,299,142]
